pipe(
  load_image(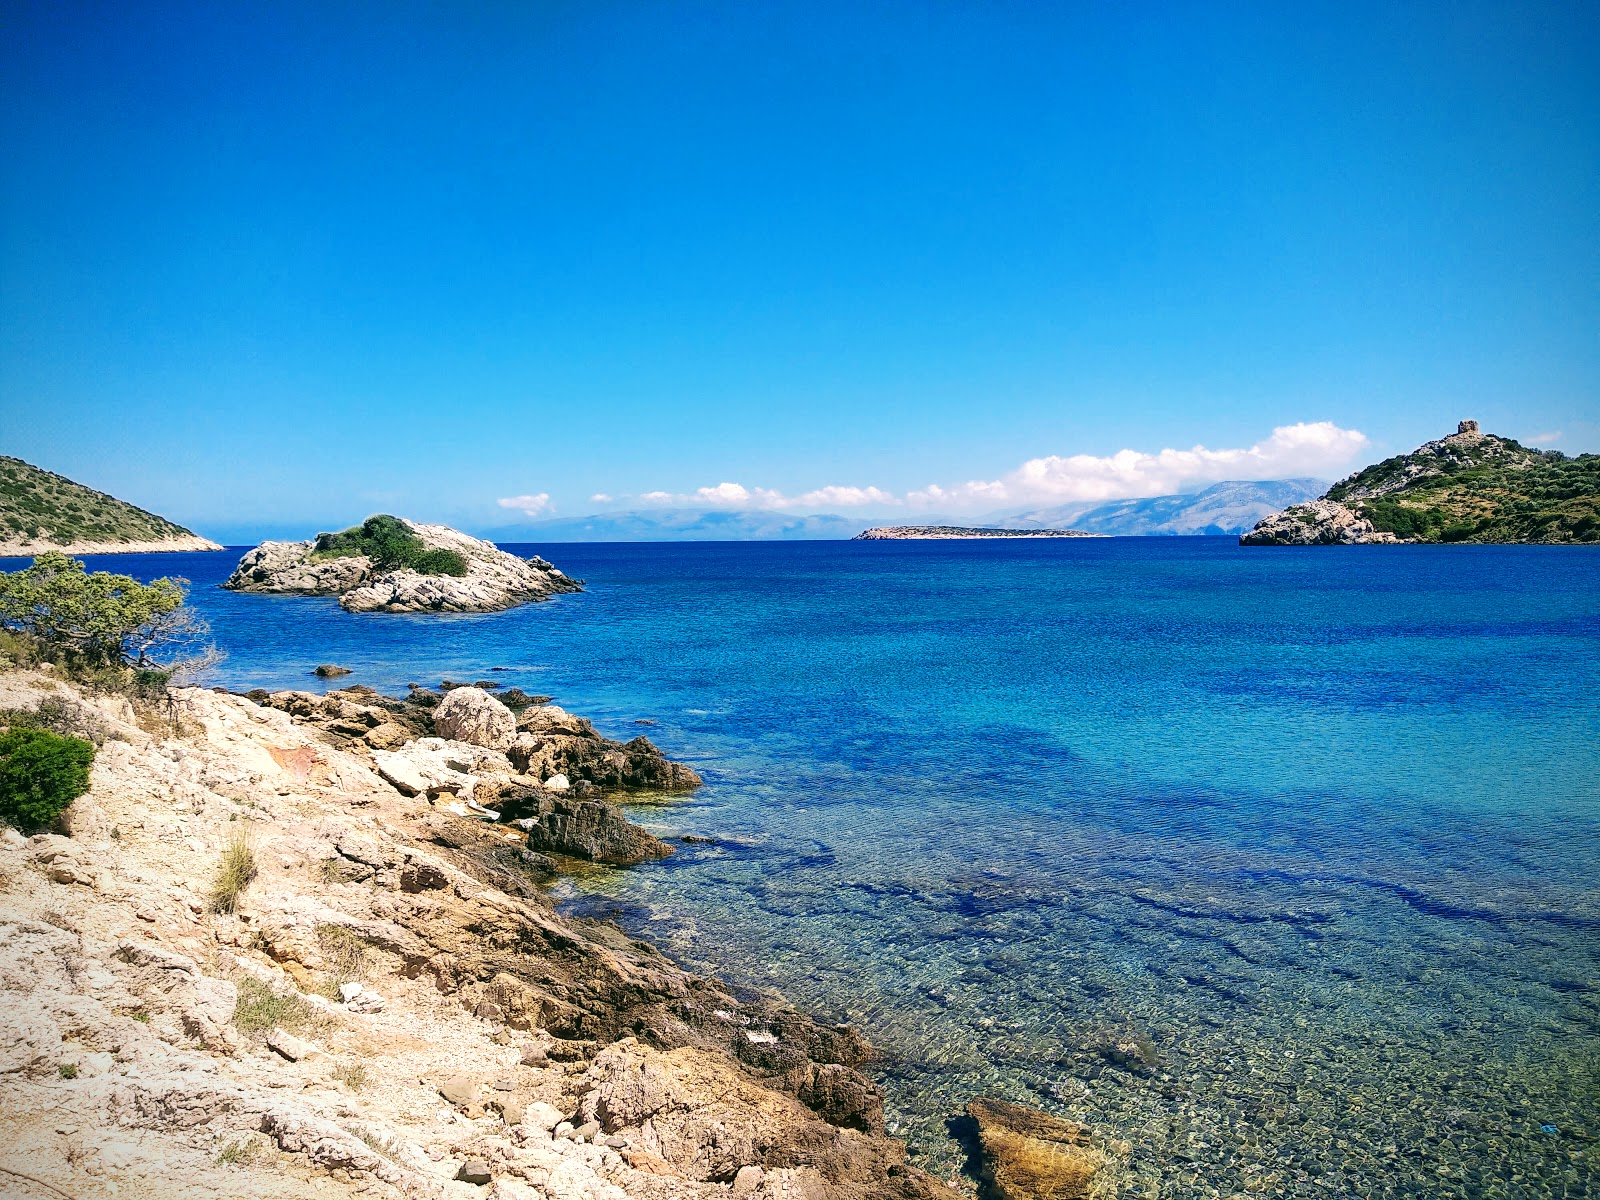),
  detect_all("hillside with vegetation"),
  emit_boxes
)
[0,455,220,555]
[1243,422,1599,545]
